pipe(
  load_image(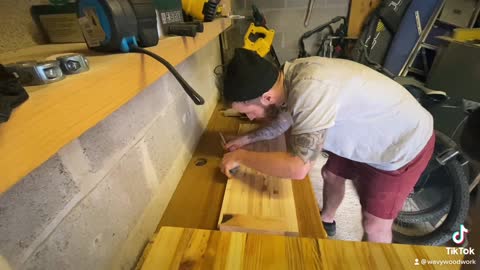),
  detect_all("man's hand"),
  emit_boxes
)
[220,149,245,178]
[224,136,250,152]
